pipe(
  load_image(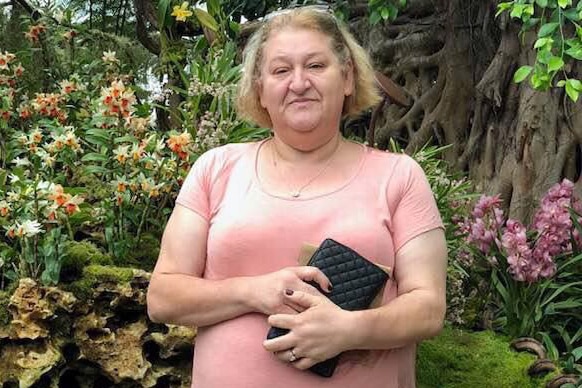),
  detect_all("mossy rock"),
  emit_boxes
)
[0,291,10,326]
[65,265,135,301]
[60,241,113,282]
[114,233,160,271]
[417,327,556,388]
